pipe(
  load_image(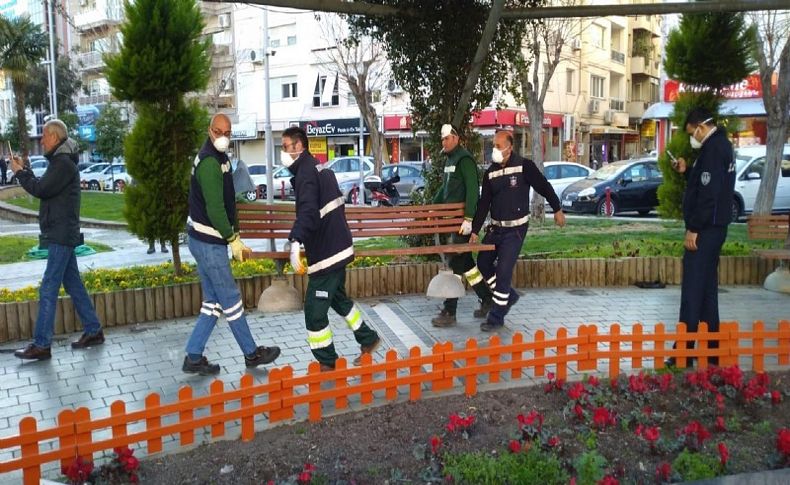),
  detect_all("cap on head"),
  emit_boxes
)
[441,124,458,139]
